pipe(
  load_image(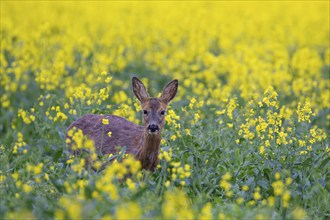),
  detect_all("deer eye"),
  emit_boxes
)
[160,110,165,115]
[143,110,148,115]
